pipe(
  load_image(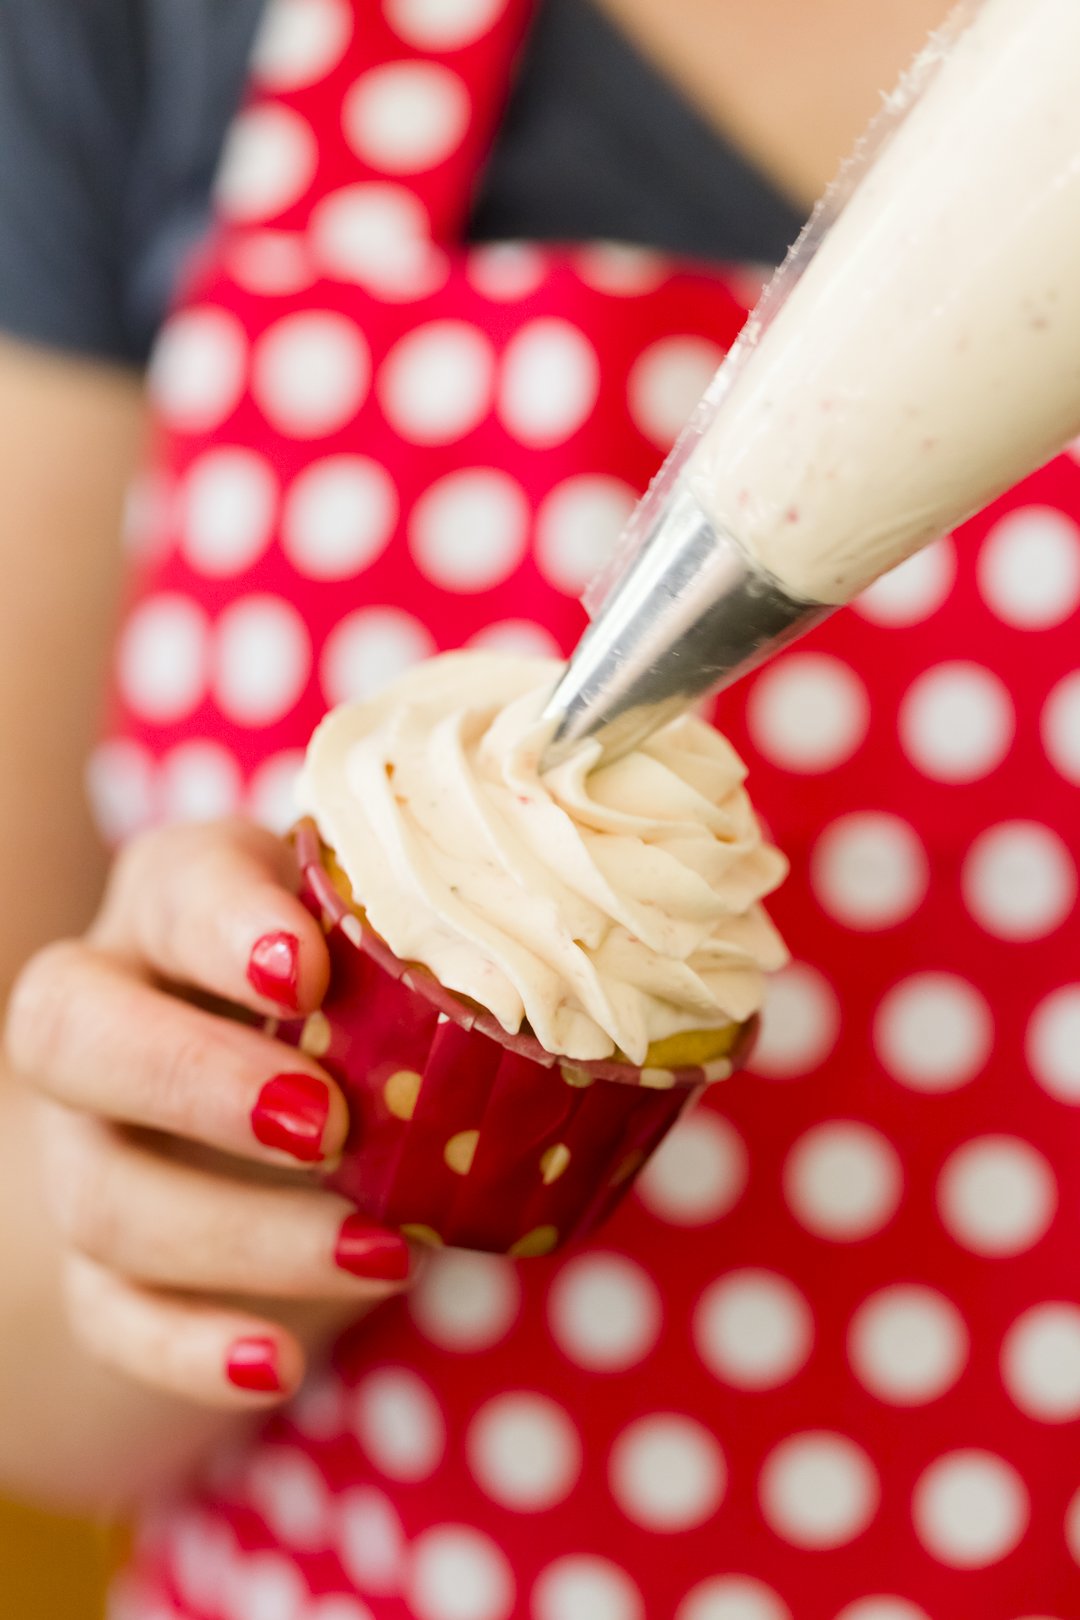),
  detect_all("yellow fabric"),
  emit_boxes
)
[0,1498,115,1619]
